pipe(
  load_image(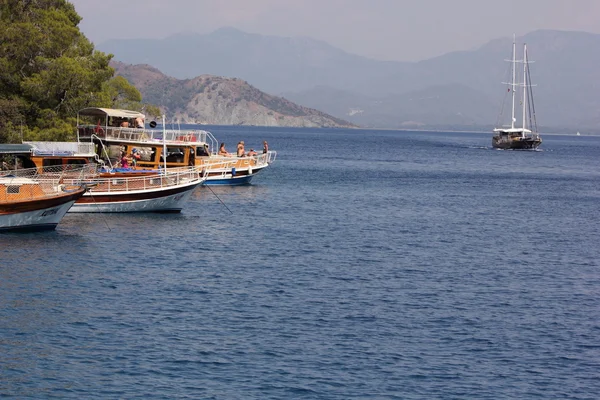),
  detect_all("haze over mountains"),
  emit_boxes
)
[111,62,355,128]
[98,28,600,131]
